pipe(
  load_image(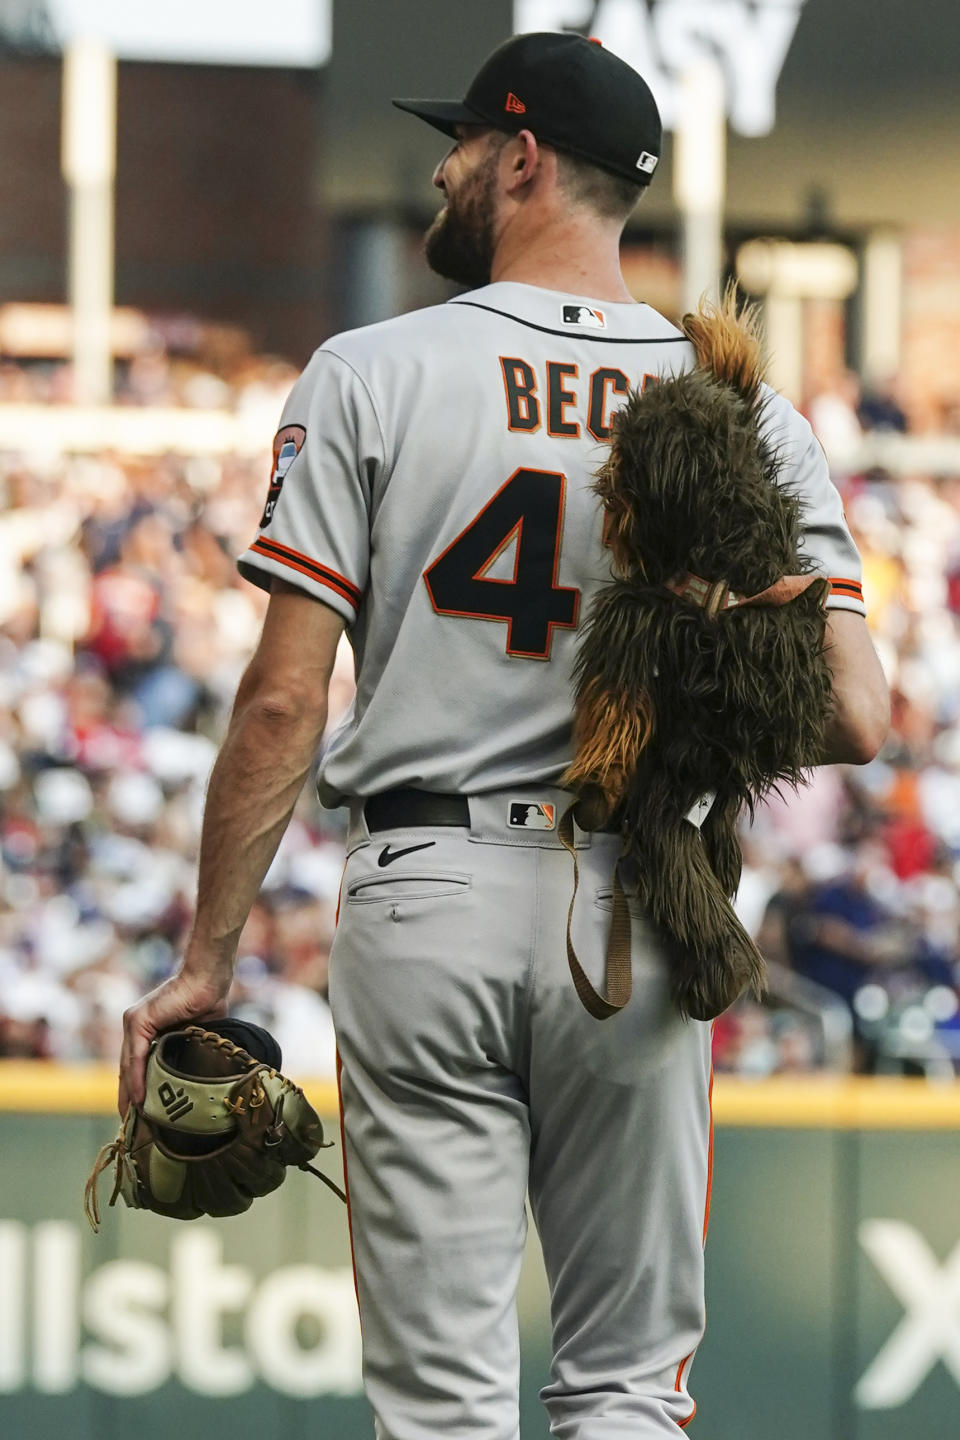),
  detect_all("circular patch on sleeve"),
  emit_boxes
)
[260,424,306,528]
